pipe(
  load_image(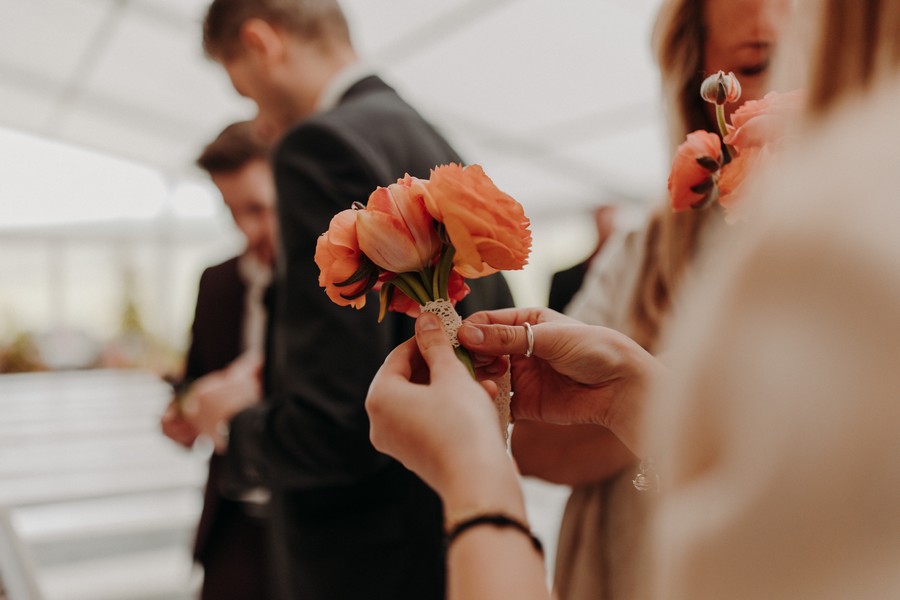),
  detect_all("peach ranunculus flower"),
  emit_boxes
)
[668,130,724,212]
[724,90,804,151]
[356,175,442,274]
[421,164,532,279]
[314,209,374,309]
